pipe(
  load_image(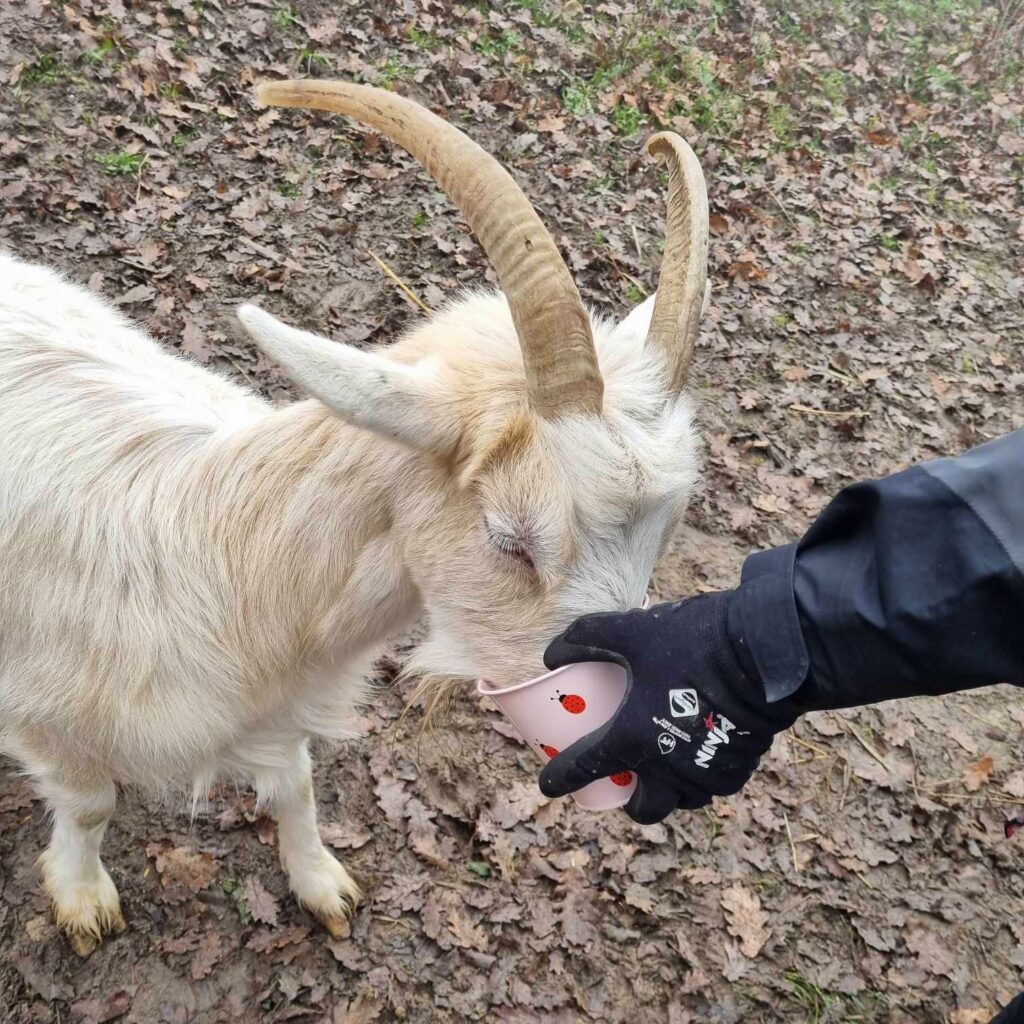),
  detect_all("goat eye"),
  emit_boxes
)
[487,529,536,573]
